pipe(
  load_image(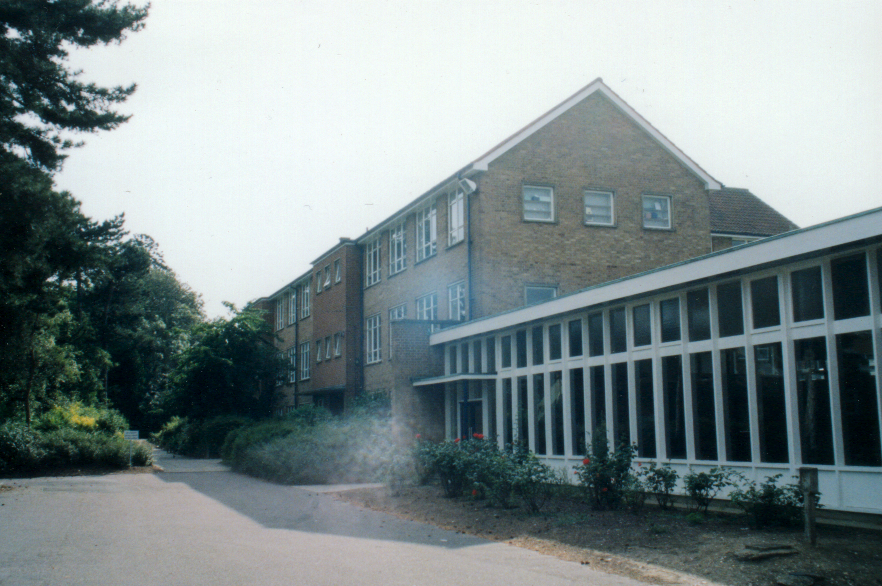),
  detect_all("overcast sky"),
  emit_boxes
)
[54,0,882,318]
